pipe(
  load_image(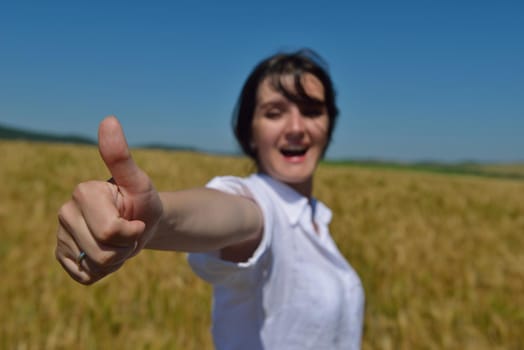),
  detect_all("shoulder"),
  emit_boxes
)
[206,175,250,195]
[206,174,274,202]
[188,174,274,284]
